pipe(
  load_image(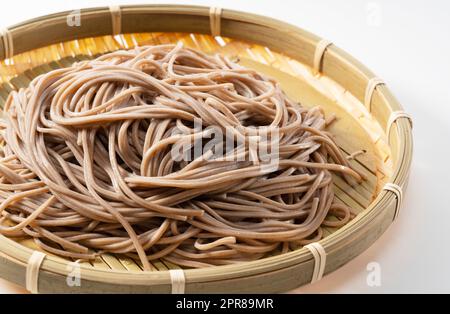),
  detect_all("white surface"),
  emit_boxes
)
[1,0,449,294]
